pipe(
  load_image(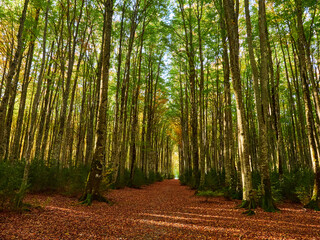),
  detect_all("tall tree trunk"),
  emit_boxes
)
[117,1,141,187]
[197,0,206,189]
[111,0,126,183]
[130,18,145,182]
[220,3,234,189]
[223,0,253,205]
[80,0,114,205]
[257,0,277,212]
